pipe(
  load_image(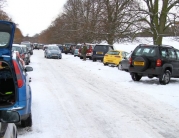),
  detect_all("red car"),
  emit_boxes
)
[79,43,95,60]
